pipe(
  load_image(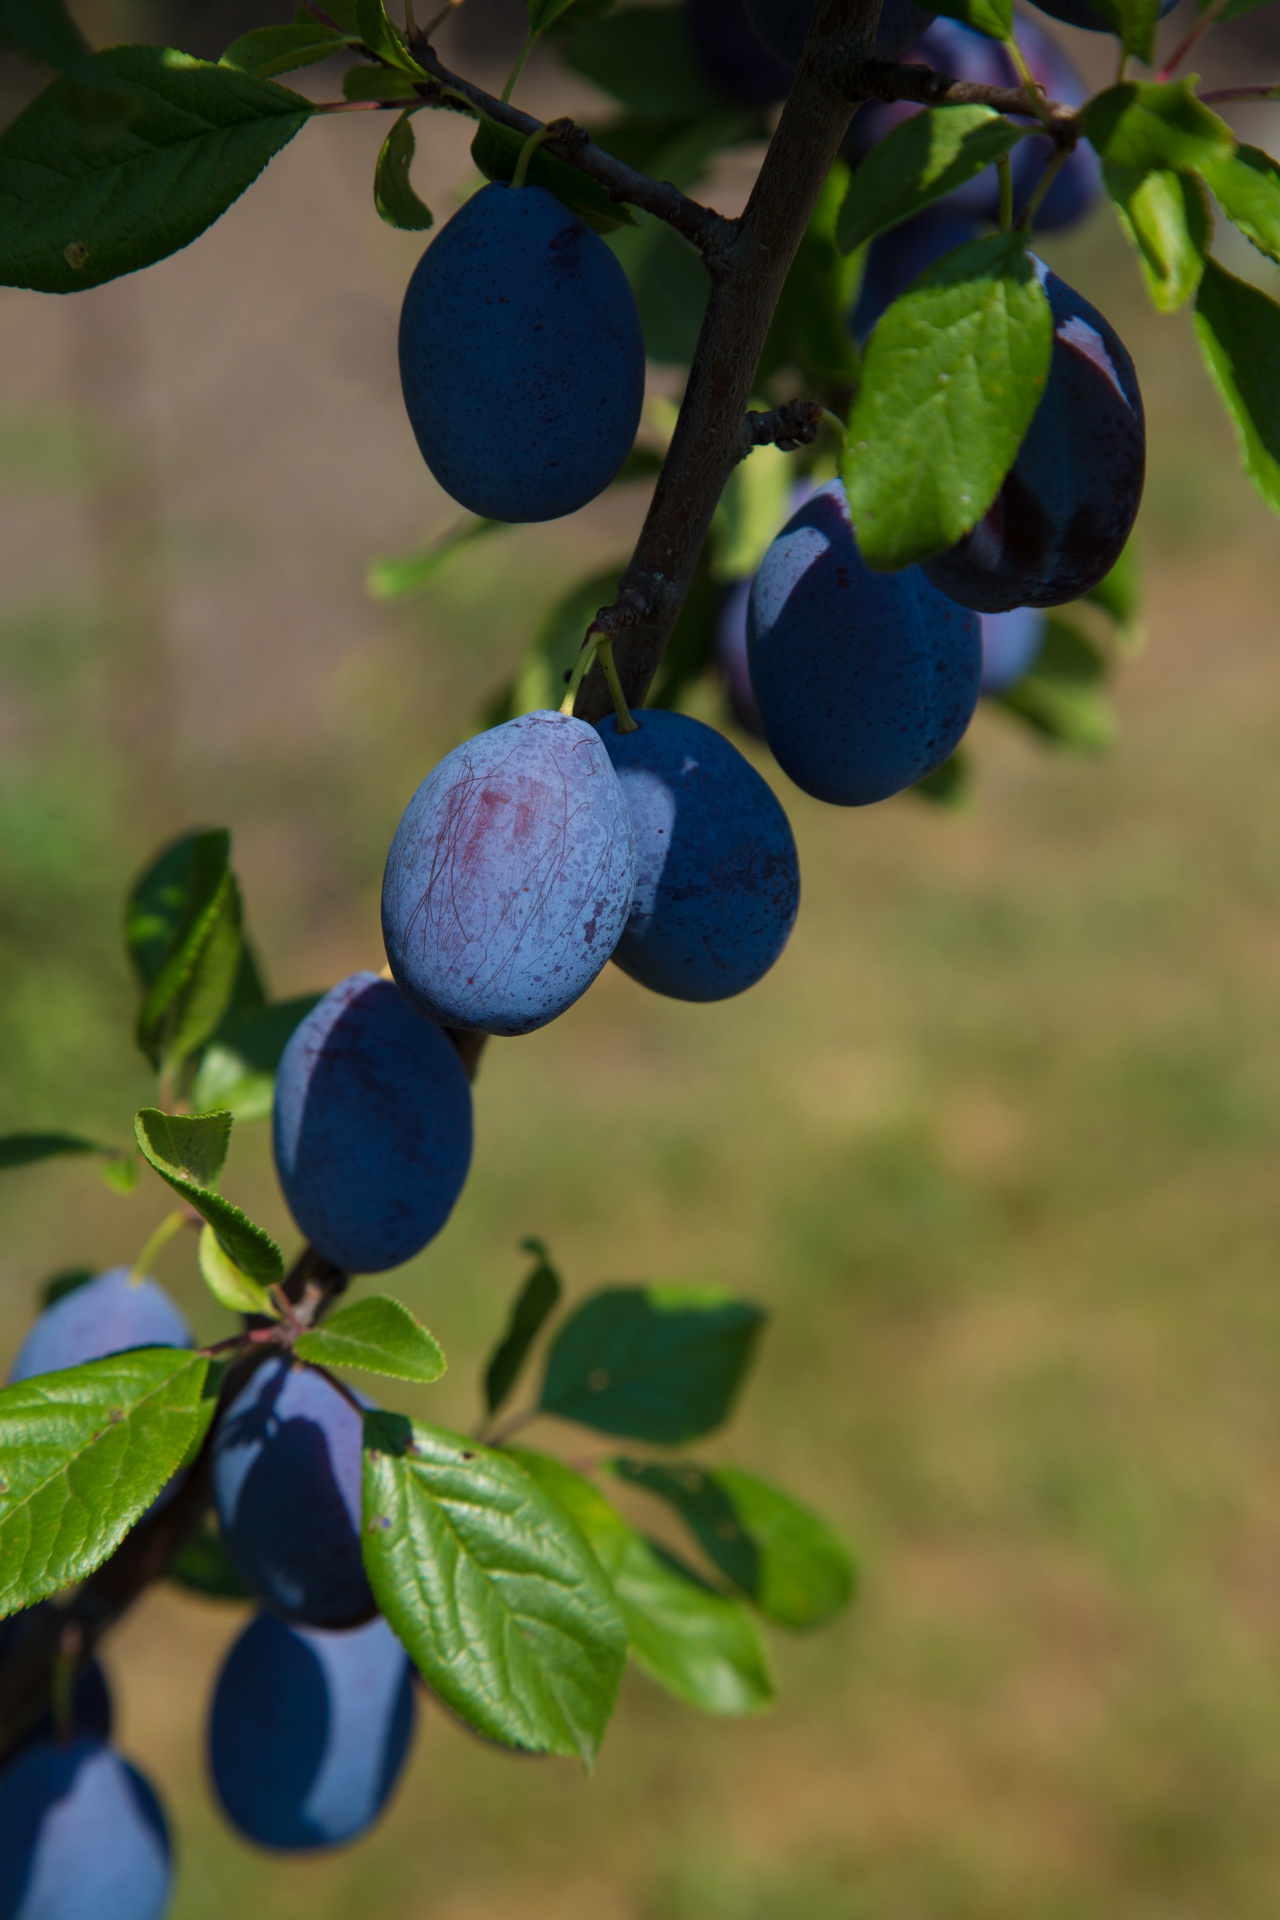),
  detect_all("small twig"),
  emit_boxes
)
[1200,84,1280,103]
[483,1405,539,1448]
[841,57,1079,144]
[1158,0,1226,80]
